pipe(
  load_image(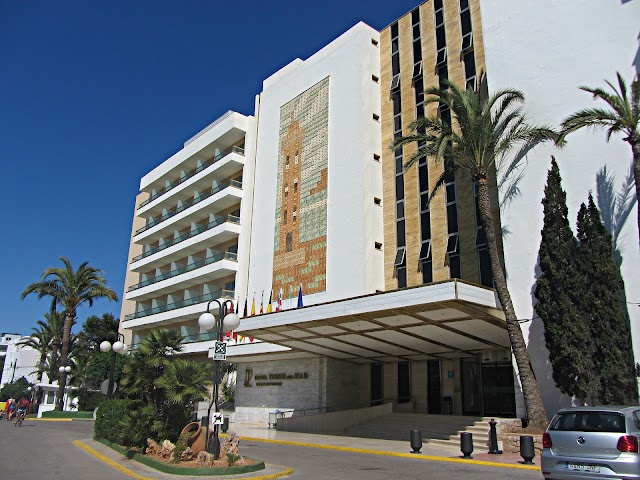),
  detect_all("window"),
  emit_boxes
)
[295,151,299,165]
[373,153,381,162]
[286,233,293,252]
[478,247,493,287]
[373,113,380,122]
[374,197,382,206]
[446,233,459,254]
[285,155,290,170]
[284,184,289,197]
[412,60,423,79]
[372,74,379,83]
[371,38,379,46]
[293,179,298,192]
[394,247,406,266]
[284,210,288,225]
[292,207,297,220]
[466,76,477,91]
[390,74,400,91]
[436,47,447,67]
[460,0,469,13]
[419,239,432,260]
[449,253,461,278]
[461,32,473,52]
[375,242,382,250]
[475,226,486,247]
